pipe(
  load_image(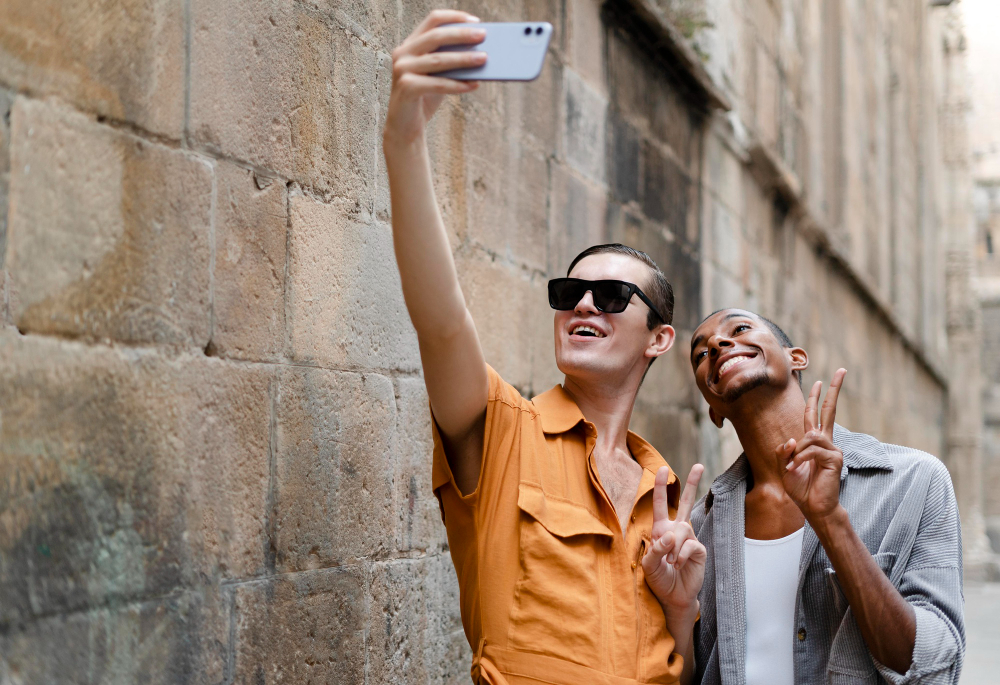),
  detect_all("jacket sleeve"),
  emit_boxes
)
[872,460,965,685]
